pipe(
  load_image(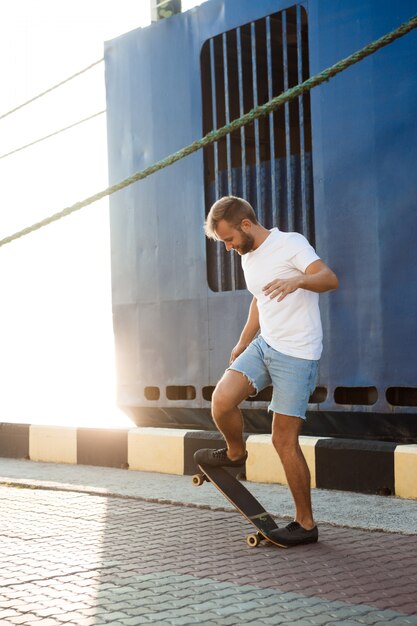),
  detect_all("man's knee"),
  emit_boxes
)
[272,431,291,456]
[272,414,302,456]
[211,383,235,420]
[211,370,254,420]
